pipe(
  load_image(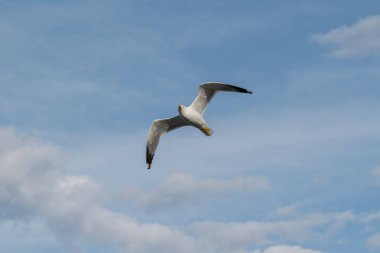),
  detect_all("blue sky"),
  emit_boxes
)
[0,1,380,252]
